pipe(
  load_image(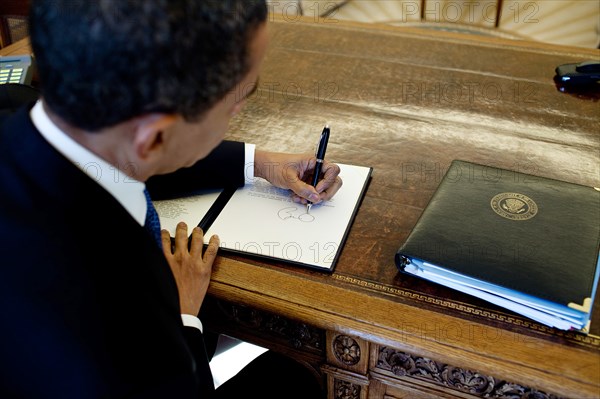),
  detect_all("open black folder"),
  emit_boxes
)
[155,163,372,272]
[395,160,600,332]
